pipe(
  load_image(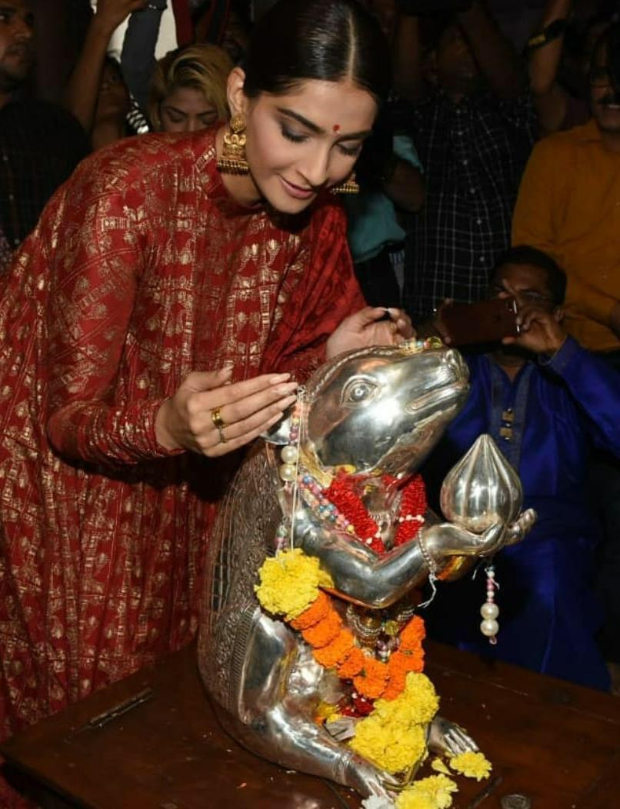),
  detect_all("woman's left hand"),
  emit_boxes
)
[326,306,415,359]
